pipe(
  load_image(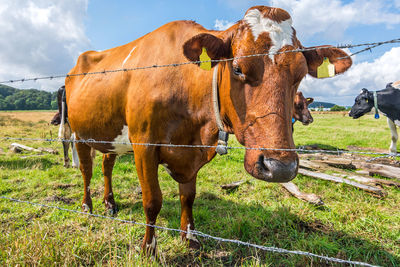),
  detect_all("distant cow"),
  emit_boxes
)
[349,81,400,155]
[50,86,79,168]
[293,92,314,126]
[66,5,351,253]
